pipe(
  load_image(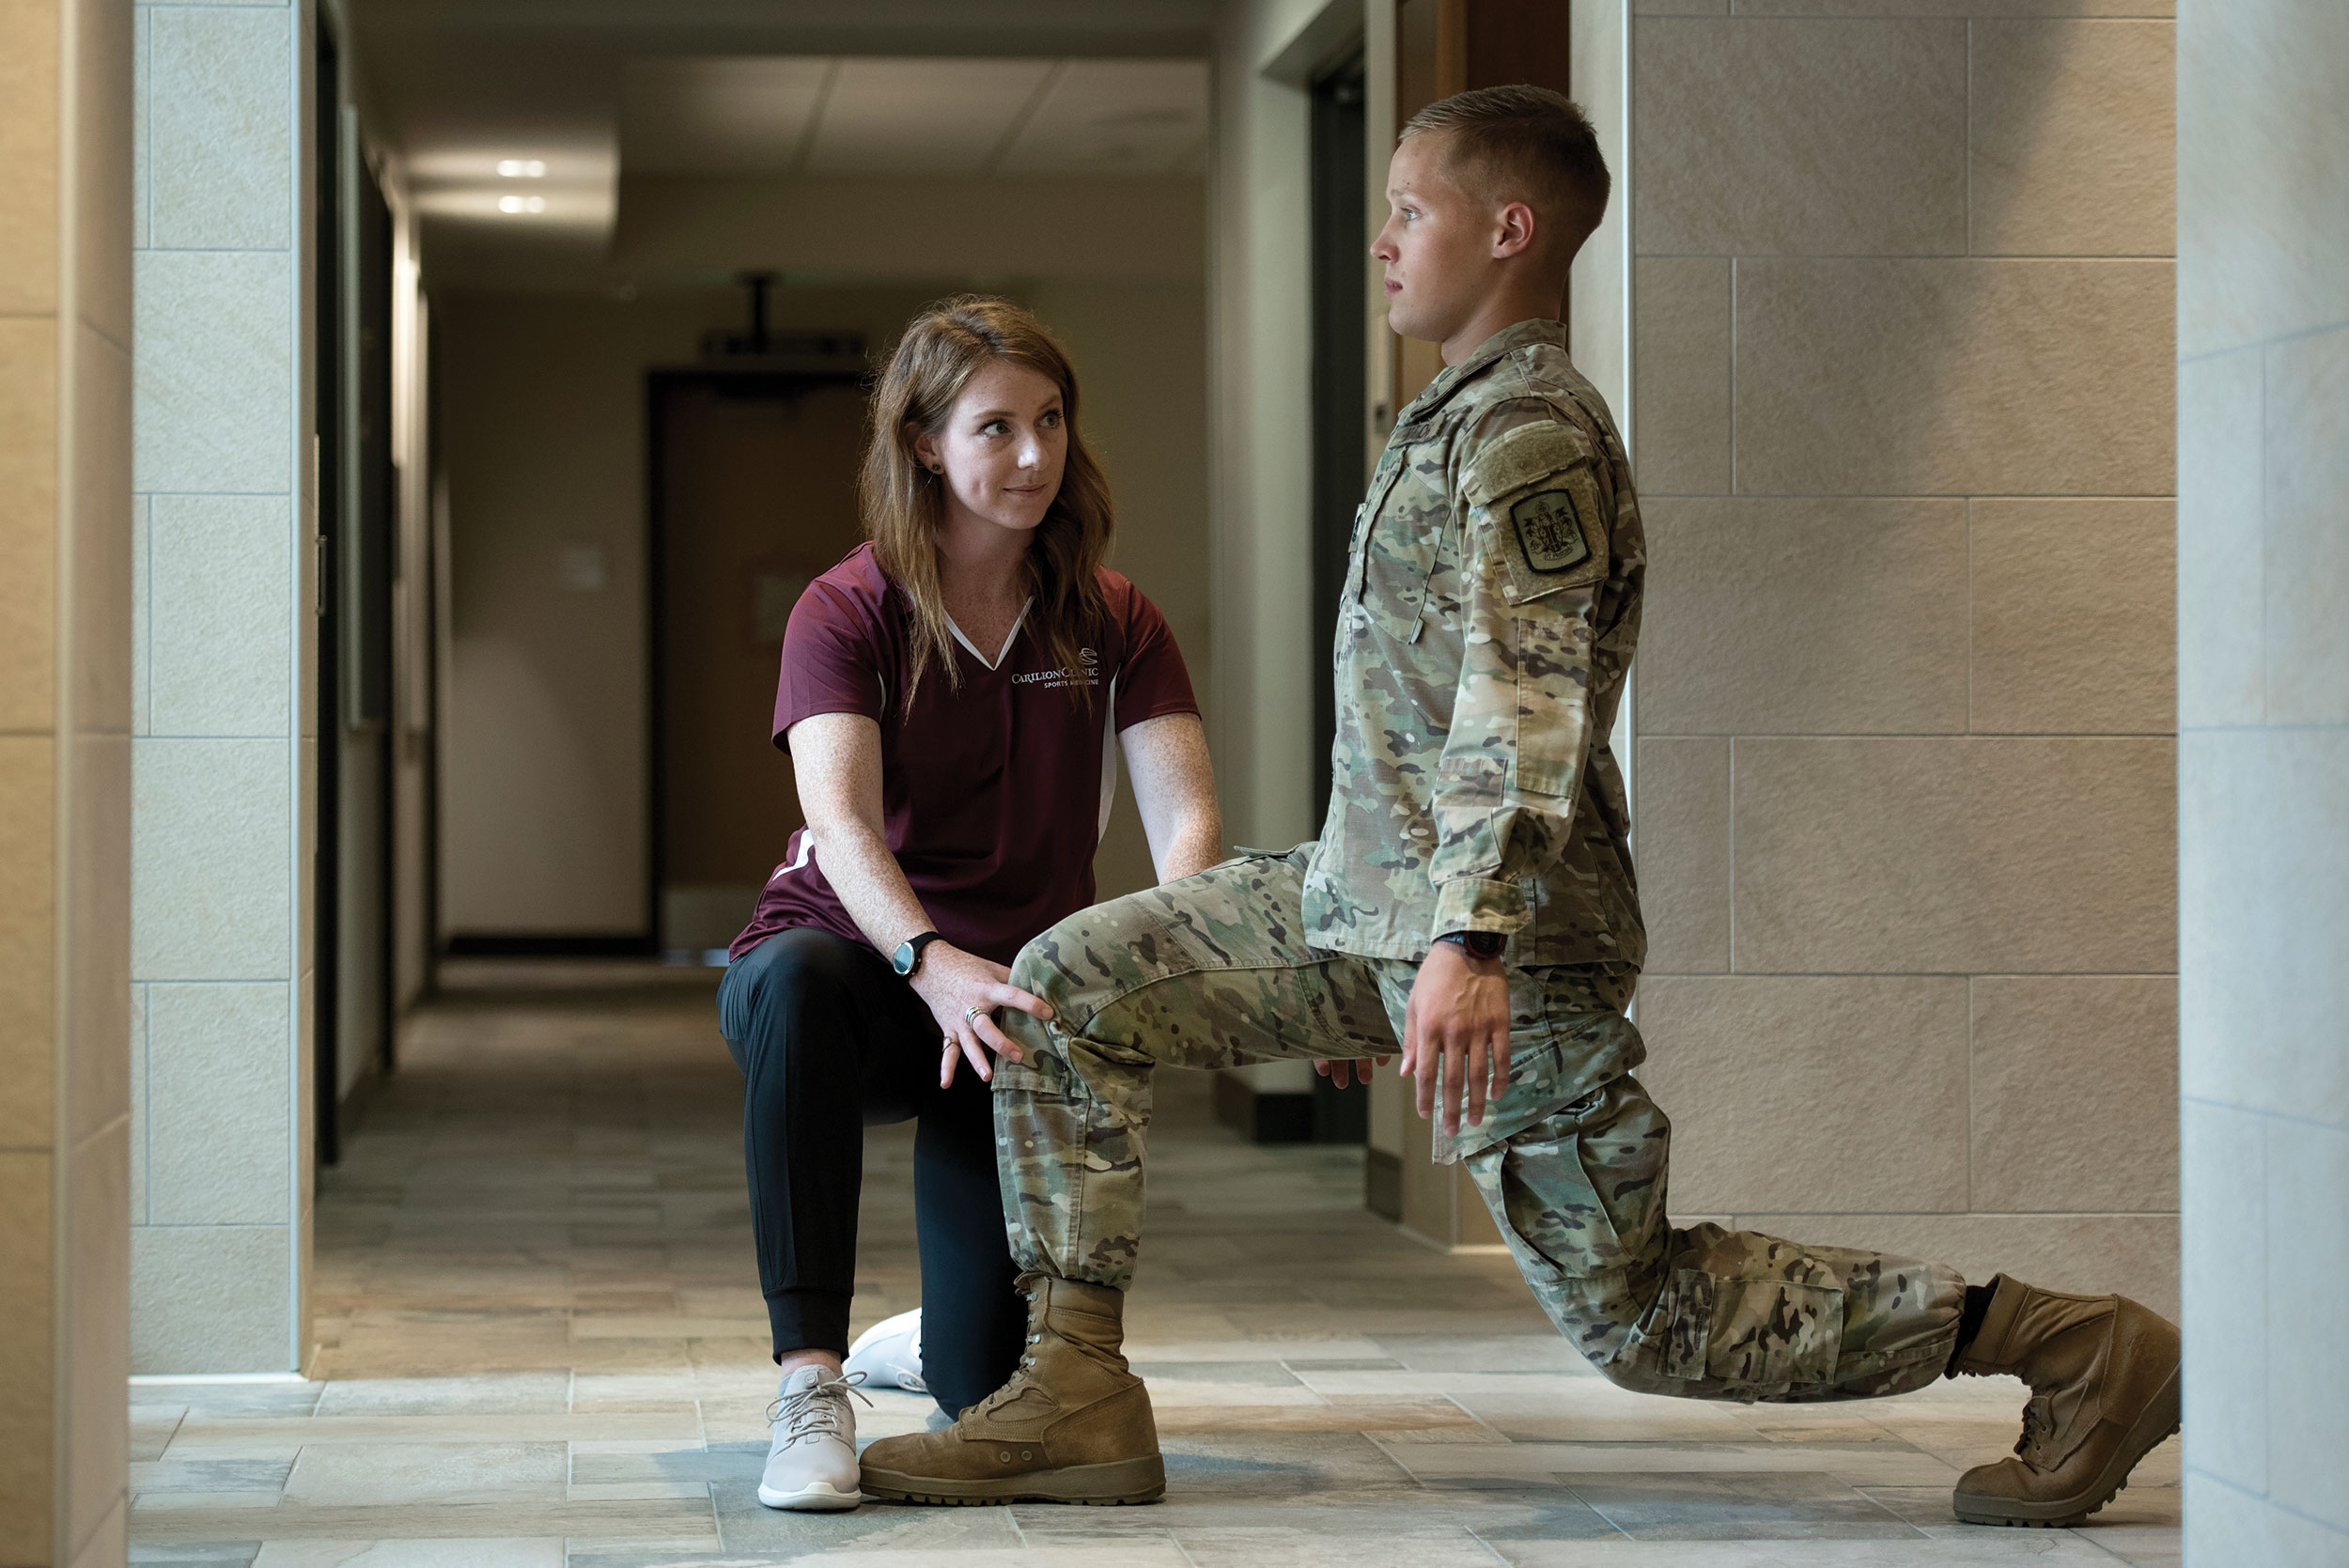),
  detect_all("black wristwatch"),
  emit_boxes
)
[1438,929,1507,961]
[891,930,945,977]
